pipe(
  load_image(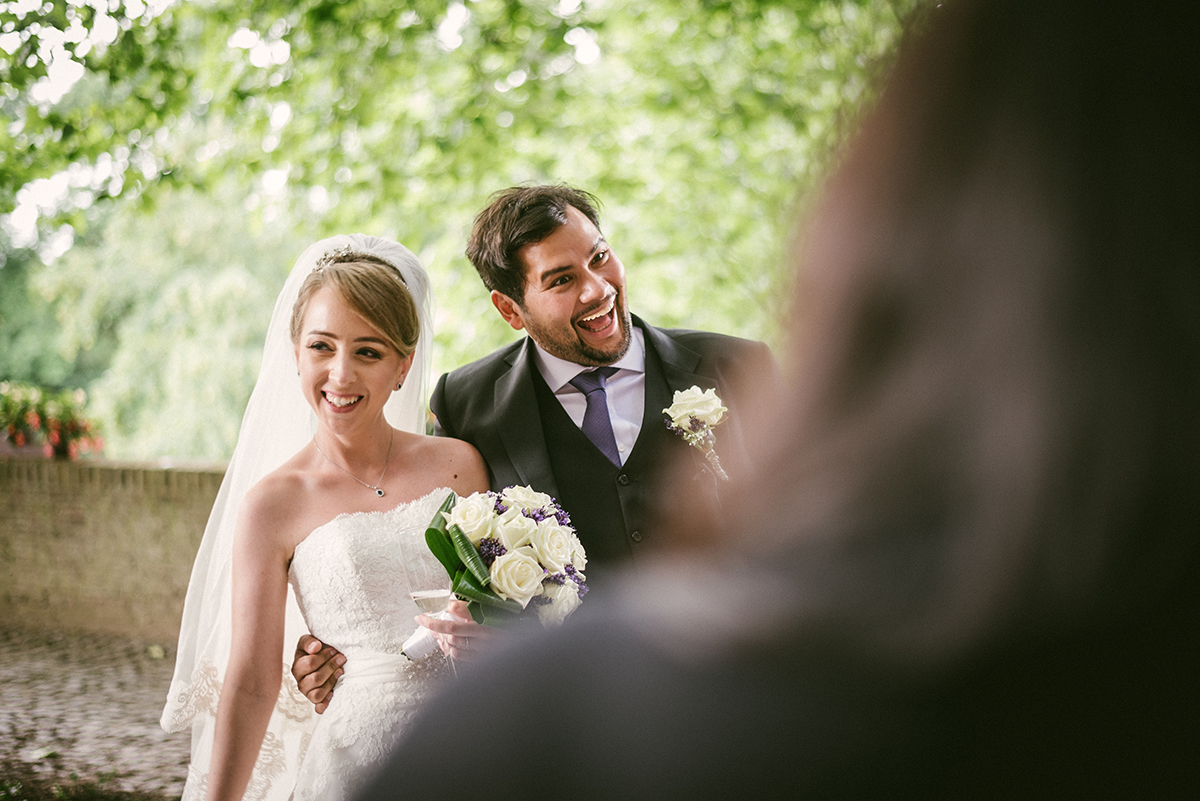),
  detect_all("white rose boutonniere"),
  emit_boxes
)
[664,385,730,481]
